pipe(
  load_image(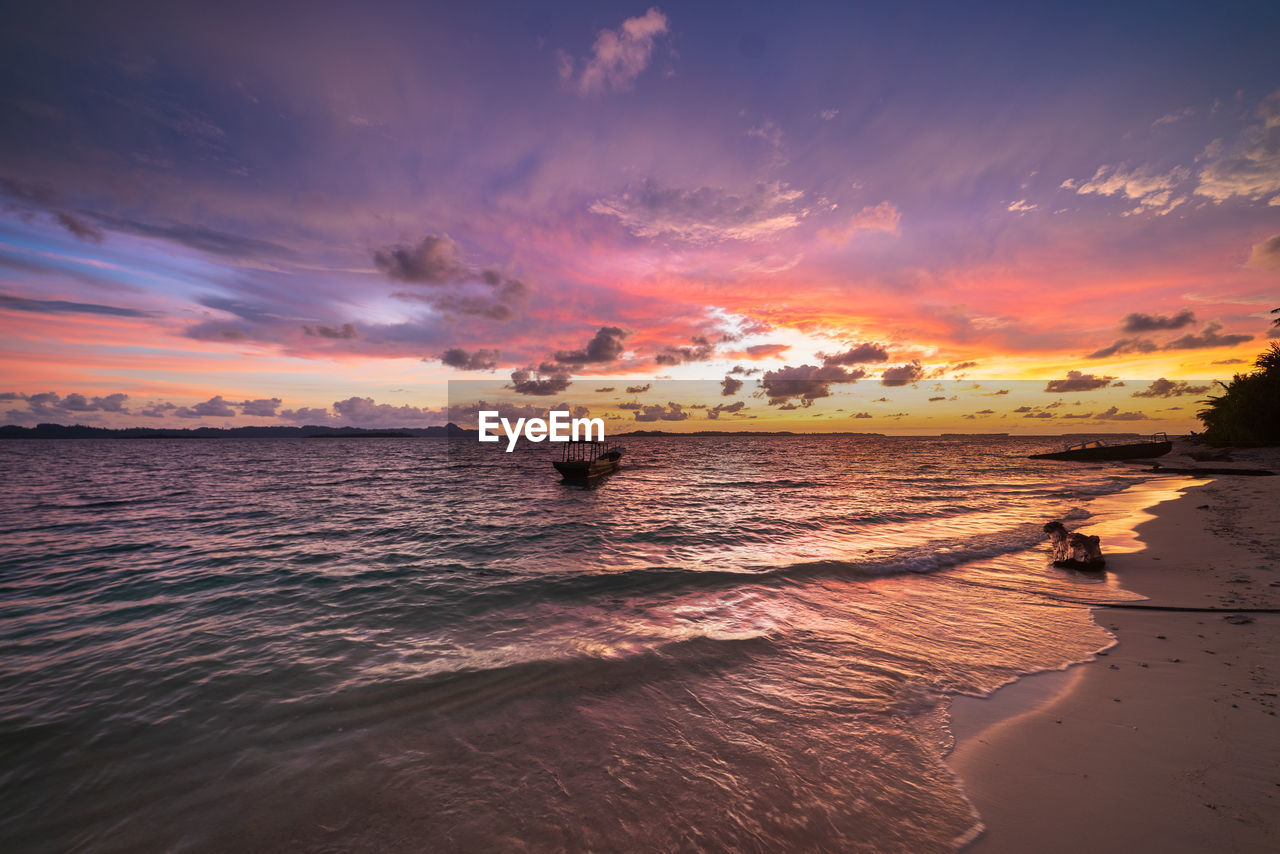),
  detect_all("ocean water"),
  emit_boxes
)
[0,435,1158,852]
